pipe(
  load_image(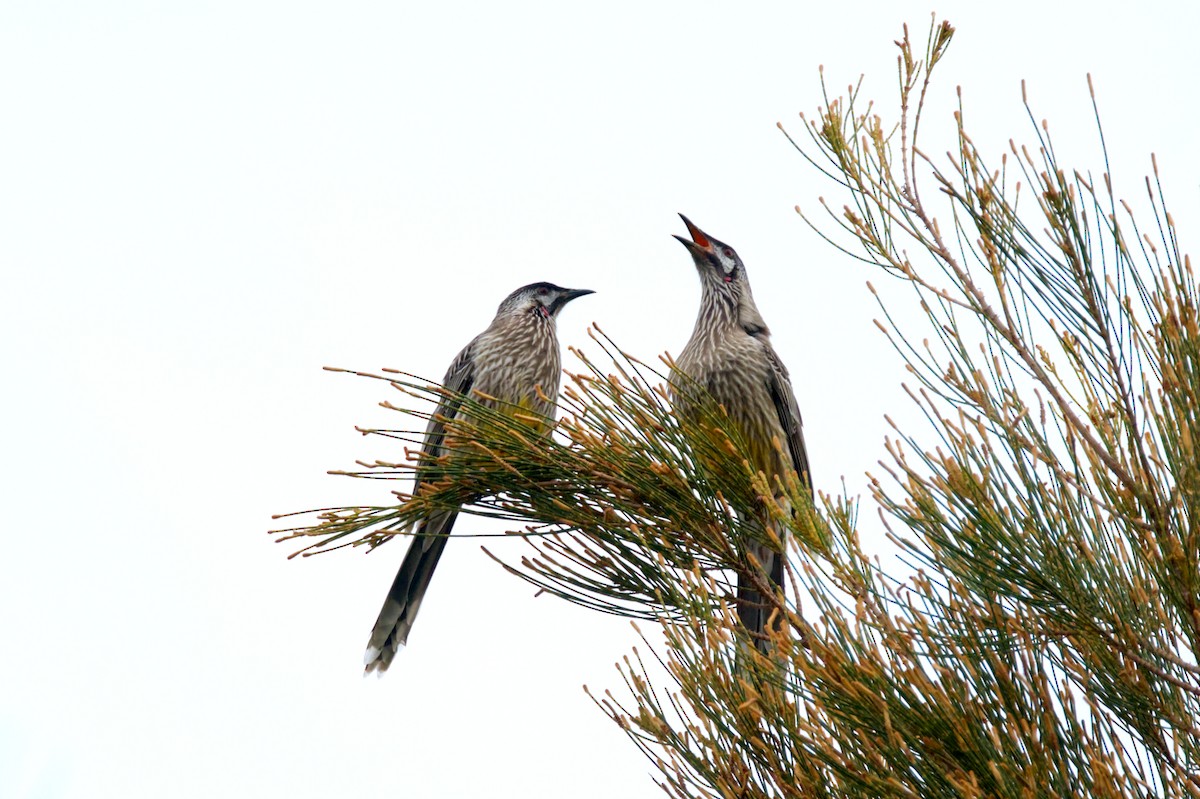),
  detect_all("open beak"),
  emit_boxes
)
[673,213,714,254]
